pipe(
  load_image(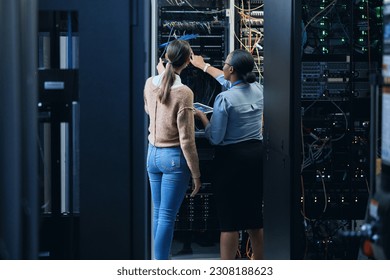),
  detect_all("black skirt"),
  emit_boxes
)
[212,139,263,232]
